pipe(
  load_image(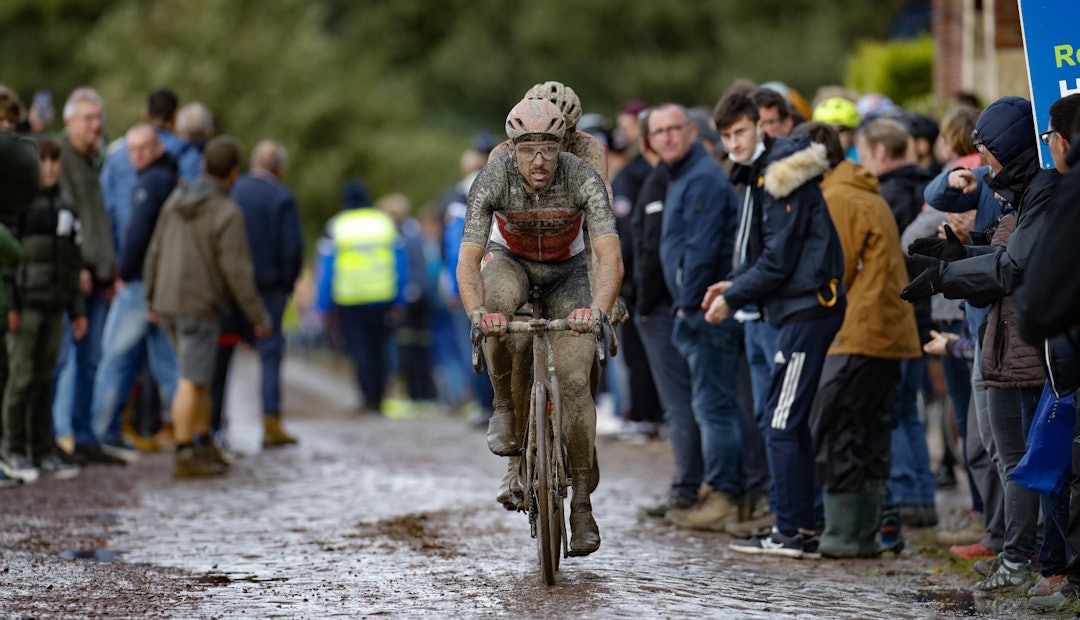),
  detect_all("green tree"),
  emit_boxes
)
[80,0,464,242]
[0,0,106,110]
